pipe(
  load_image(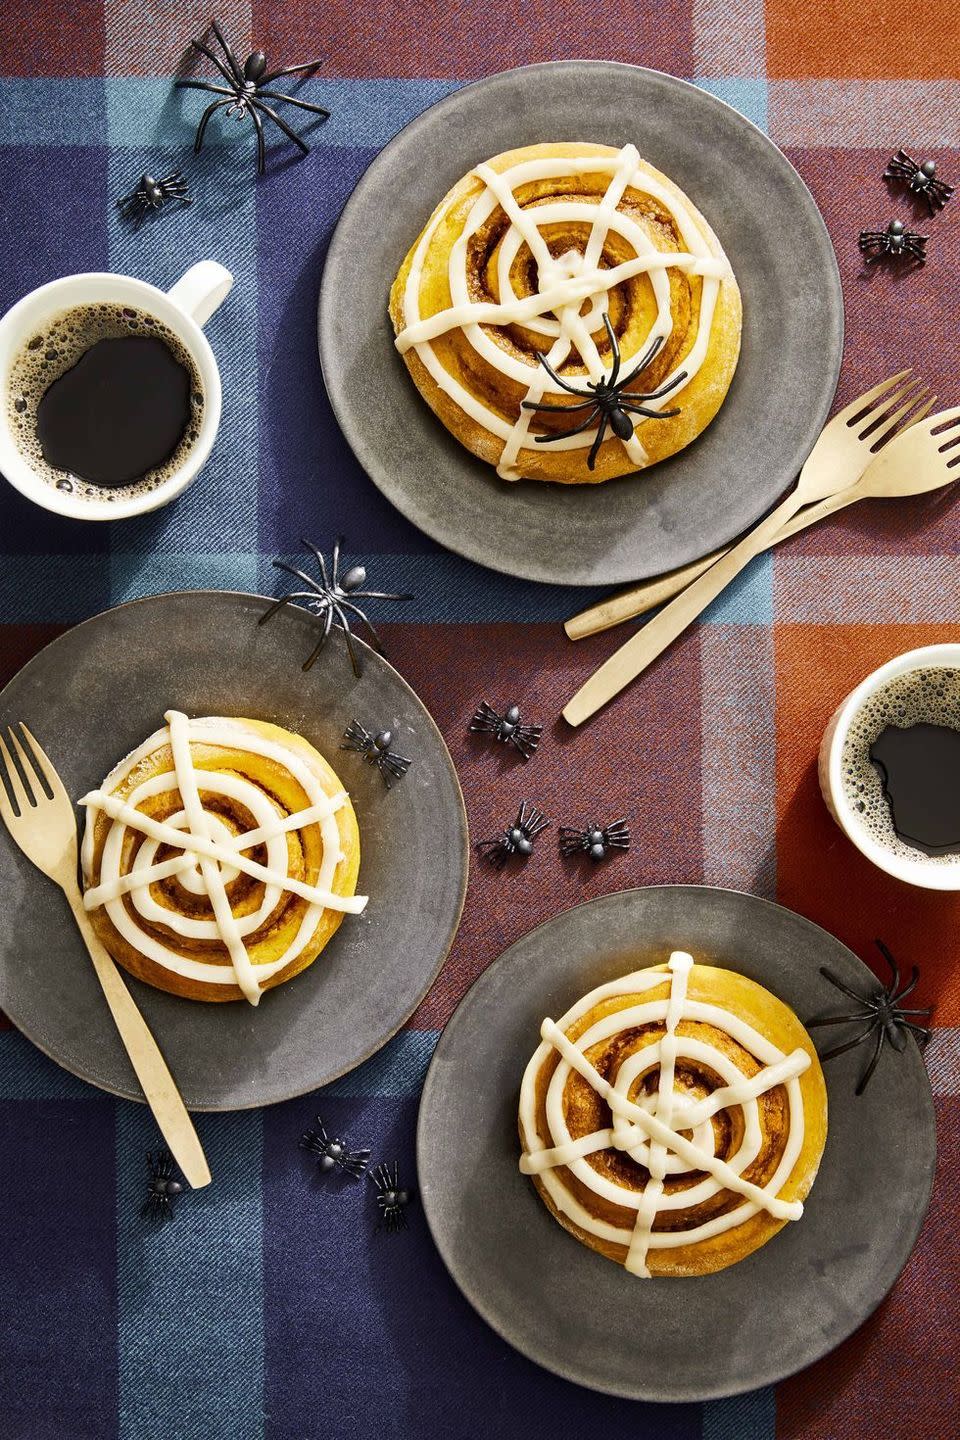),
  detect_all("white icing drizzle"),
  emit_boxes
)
[518,953,812,1275]
[80,711,368,1005]
[395,144,729,479]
